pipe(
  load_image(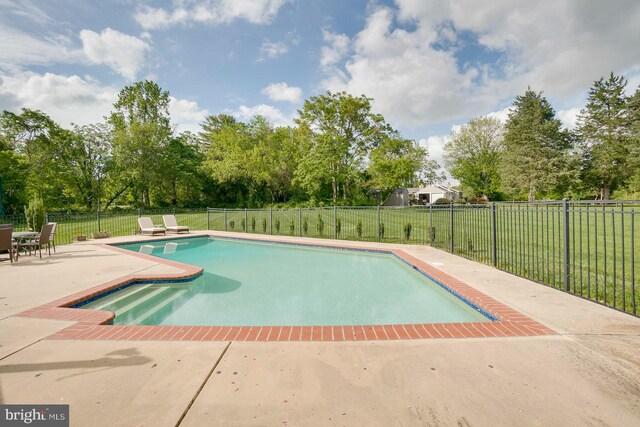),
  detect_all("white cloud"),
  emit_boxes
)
[169,97,209,133]
[231,104,291,126]
[258,39,288,61]
[80,28,149,80]
[0,71,210,134]
[320,1,640,128]
[0,72,118,126]
[557,107,582,130]
[135,0,291,29]
[261,82,302,103]
[320,30,350,69]
[486,107,512,124]
[0,24,81,72]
